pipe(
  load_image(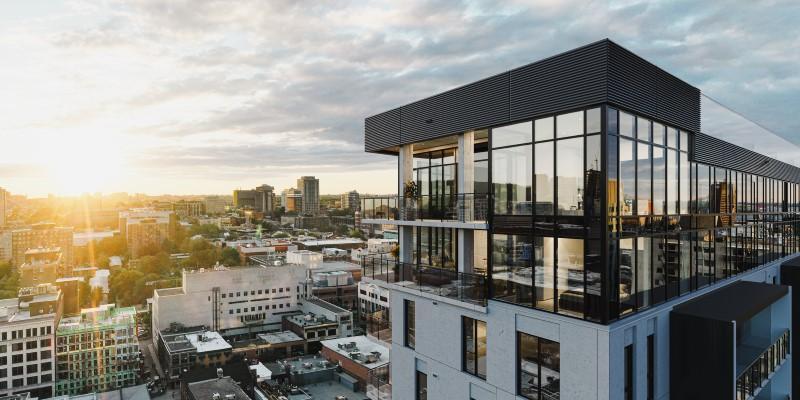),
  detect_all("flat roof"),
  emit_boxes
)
[185,331,232,353]
[257,331,303,345]
[672,280,789,325]
[321,335,390,369]
[305,298,349,314]
[298,239,363,246]
[187,376,249,400]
